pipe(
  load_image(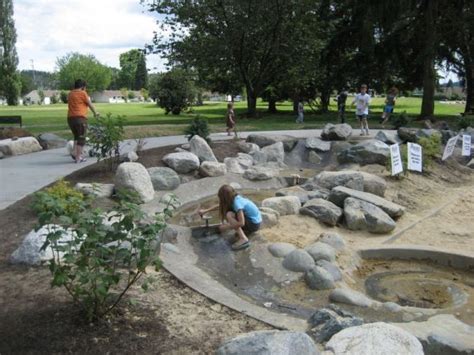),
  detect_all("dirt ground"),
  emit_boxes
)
[0,140,273,355]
